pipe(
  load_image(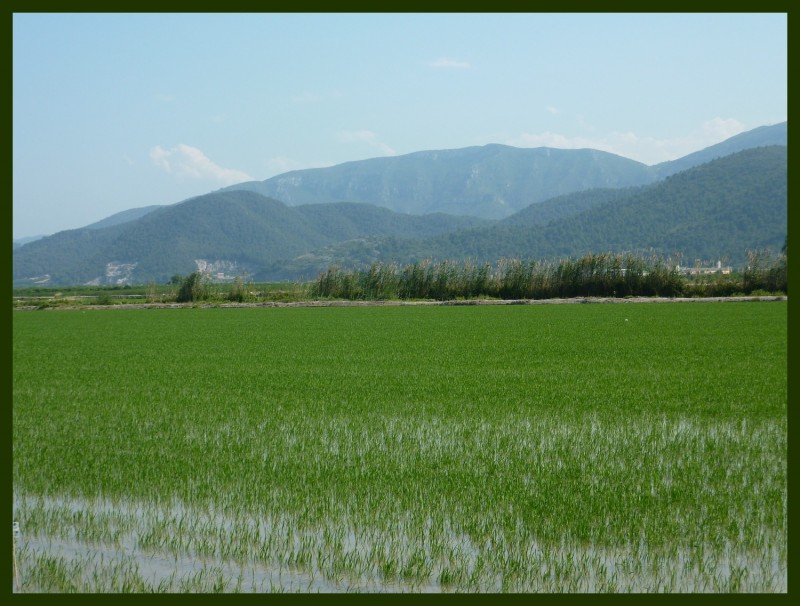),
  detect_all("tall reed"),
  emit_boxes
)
[310,253,688,300]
